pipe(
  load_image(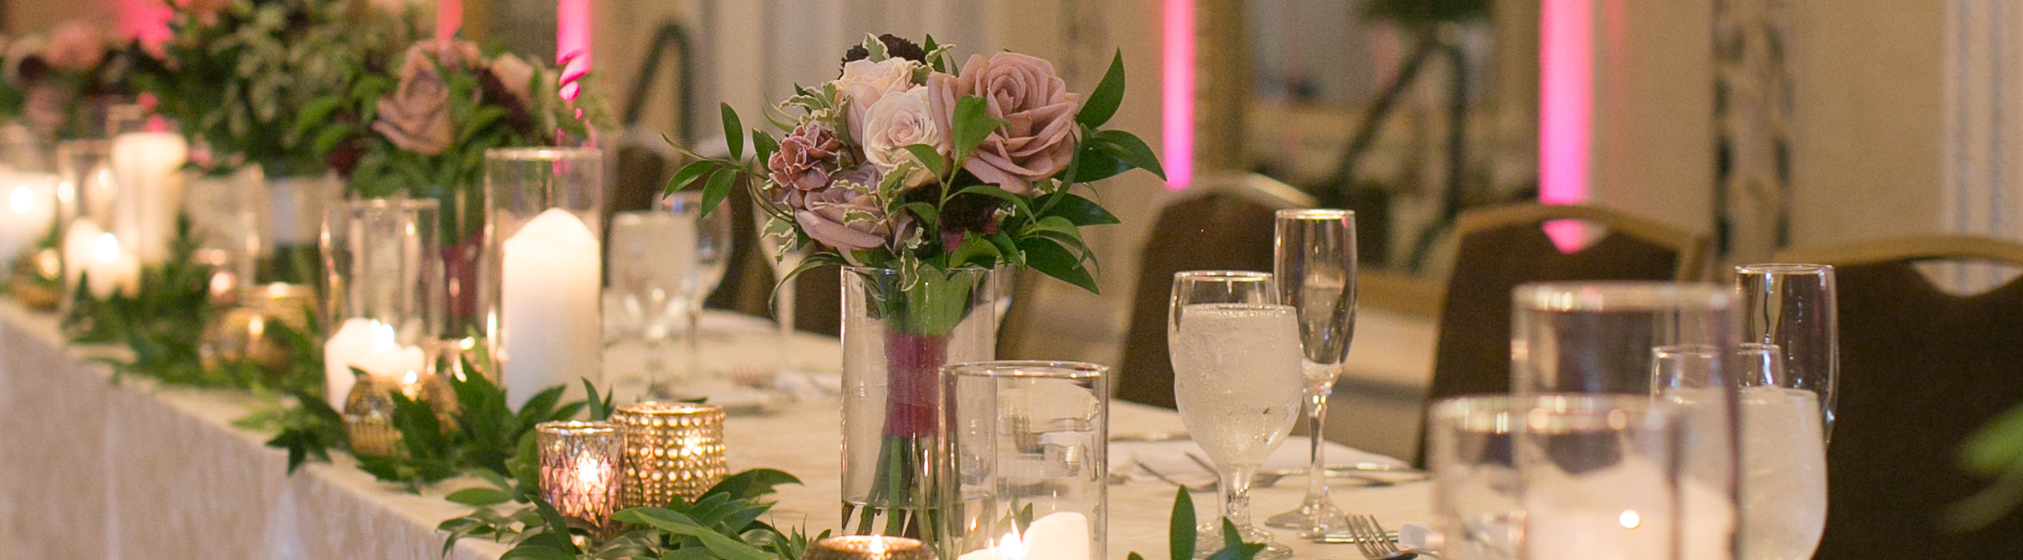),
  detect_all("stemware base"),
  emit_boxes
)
[1197,521,1294,560]
[1265,492,1346,533]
